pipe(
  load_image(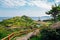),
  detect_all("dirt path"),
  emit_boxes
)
[16,29,39,40]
